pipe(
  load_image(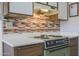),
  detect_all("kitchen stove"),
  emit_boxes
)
[33,35,69,56]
